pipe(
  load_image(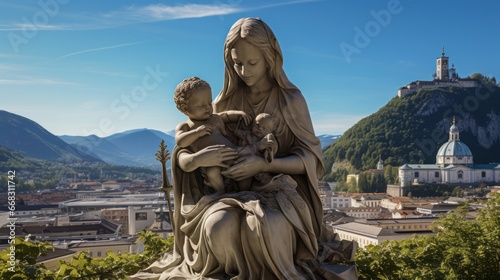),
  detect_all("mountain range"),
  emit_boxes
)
[318,134,341,149]
[0,110,101,163]
[0,110,339,168]
[59,129,175,168]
